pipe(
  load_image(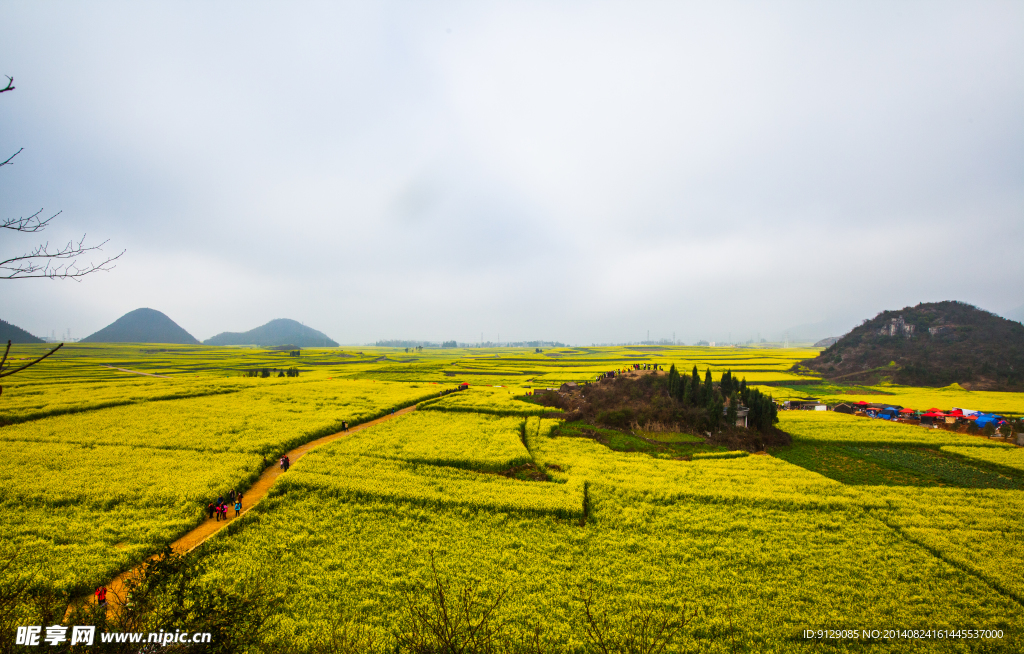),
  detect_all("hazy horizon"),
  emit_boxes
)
[3,2,1022,345]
